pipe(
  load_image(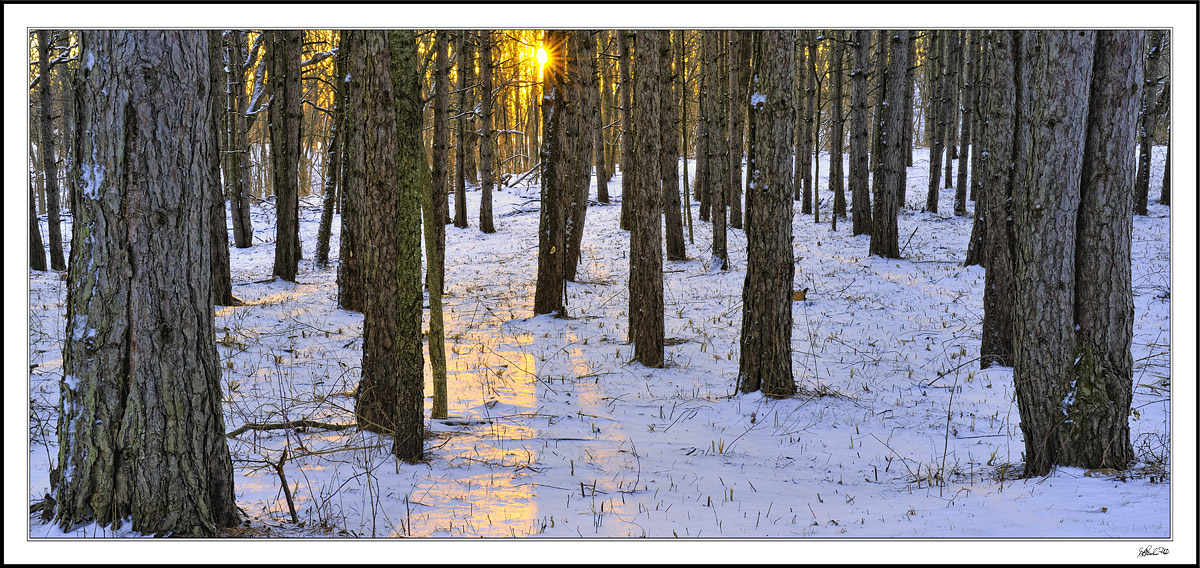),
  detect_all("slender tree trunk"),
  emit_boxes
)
[679,30,694,244]
[1067,29,1142,470]
[565,30,597,282]
[30,158,48,271]
[479,31,497,234]
[454,32,470,228]
[316,33,345,268]
[462,32,479,186]
[337,31,368,312]
[850,30,872,236]
[1133,30,1163,215]
[980,30,1018,367]
[431,31,450,285]
[1011,30,1095,478]
[208,30,235,306]
[709,31,729,269]
[594,32,611,203]
[55,30,238,536]
[35,30,66,271]
[944,30,963,182]
[696,34,712,223]
[629,30,665,368]
[869,30,907,259]
[799,31,815,212]
[925,31,945,213]
[226,31,255,249]
[534,30,570,316]
[727,31,748,230]
[954,31,977,216]
[810,34,821,224]
[830,31,847,221]
[870,30,887,212]
[269,30,303,282]
[662,30,686,261]
[904,31,916,167]
[618,30,634,230]
[739,30,796,397]
[963,31,992,268]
